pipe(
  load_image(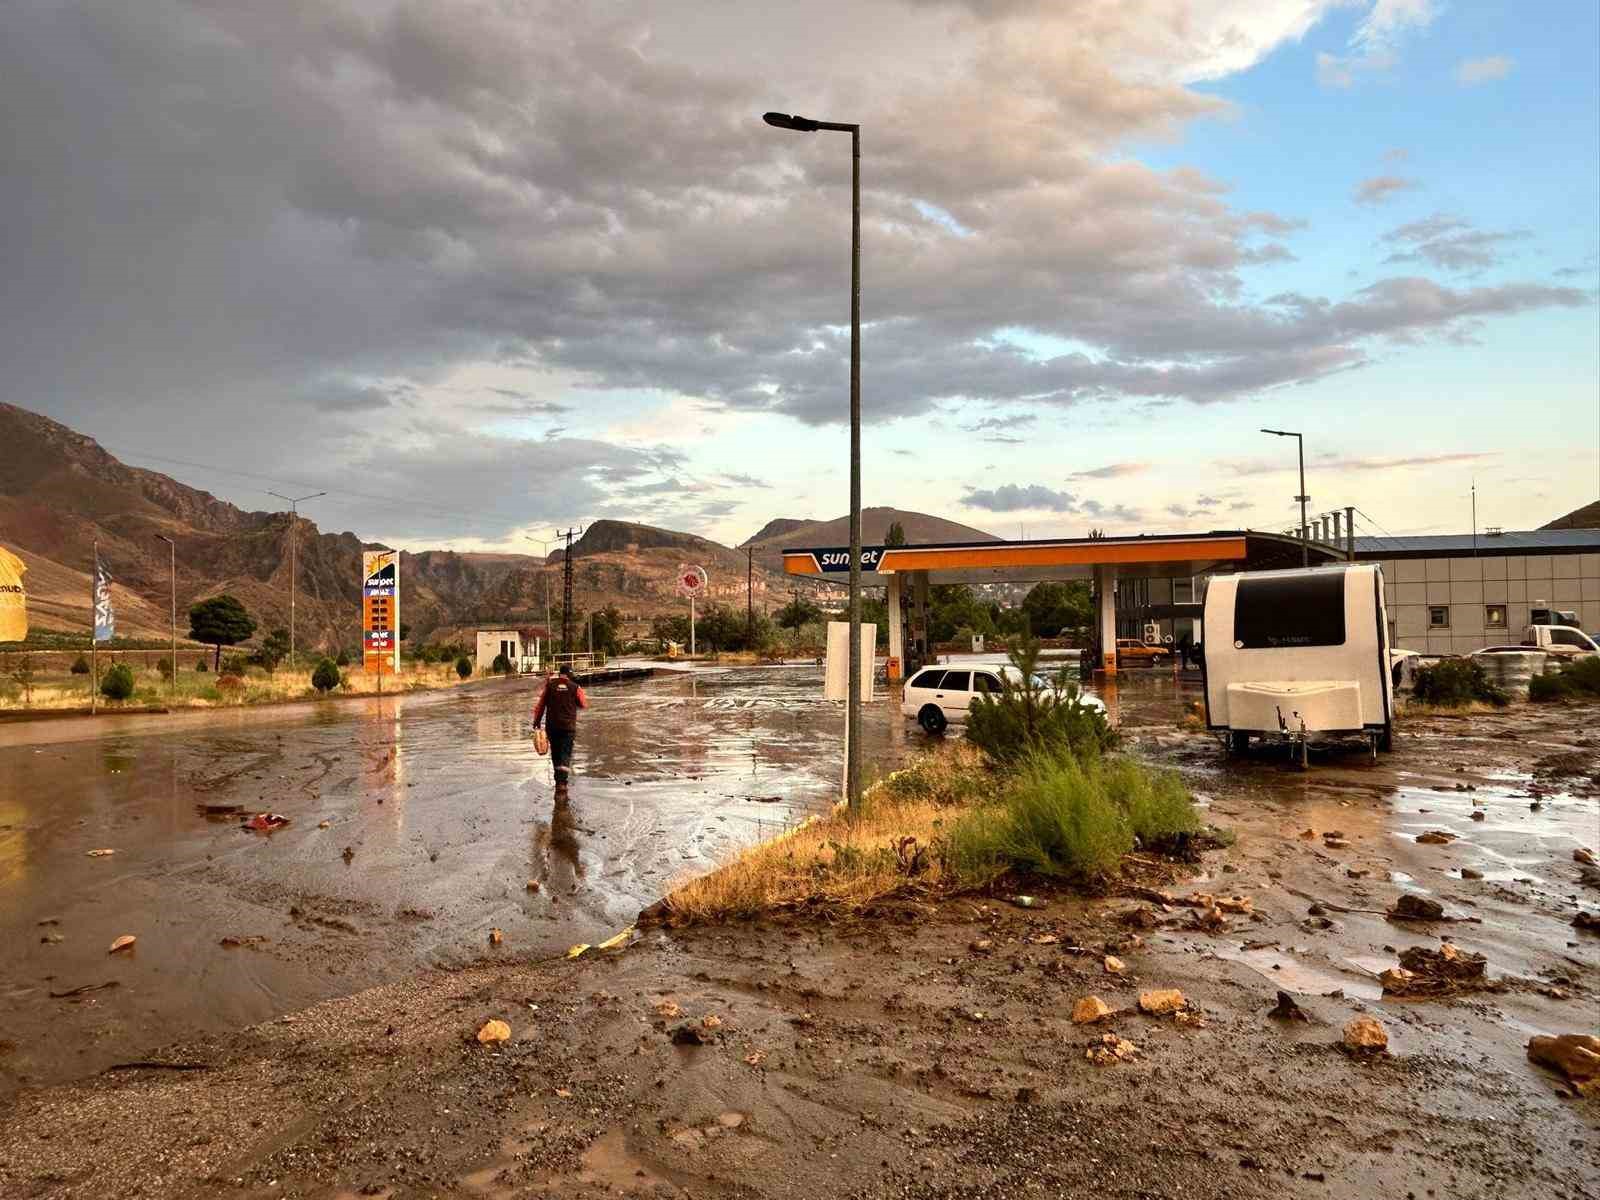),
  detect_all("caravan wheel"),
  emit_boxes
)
[1227,730,1250,756]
